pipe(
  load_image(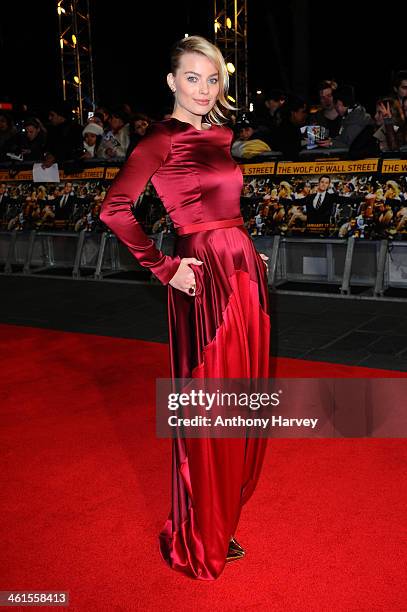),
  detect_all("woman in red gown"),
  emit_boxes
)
[100,35,270,580]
